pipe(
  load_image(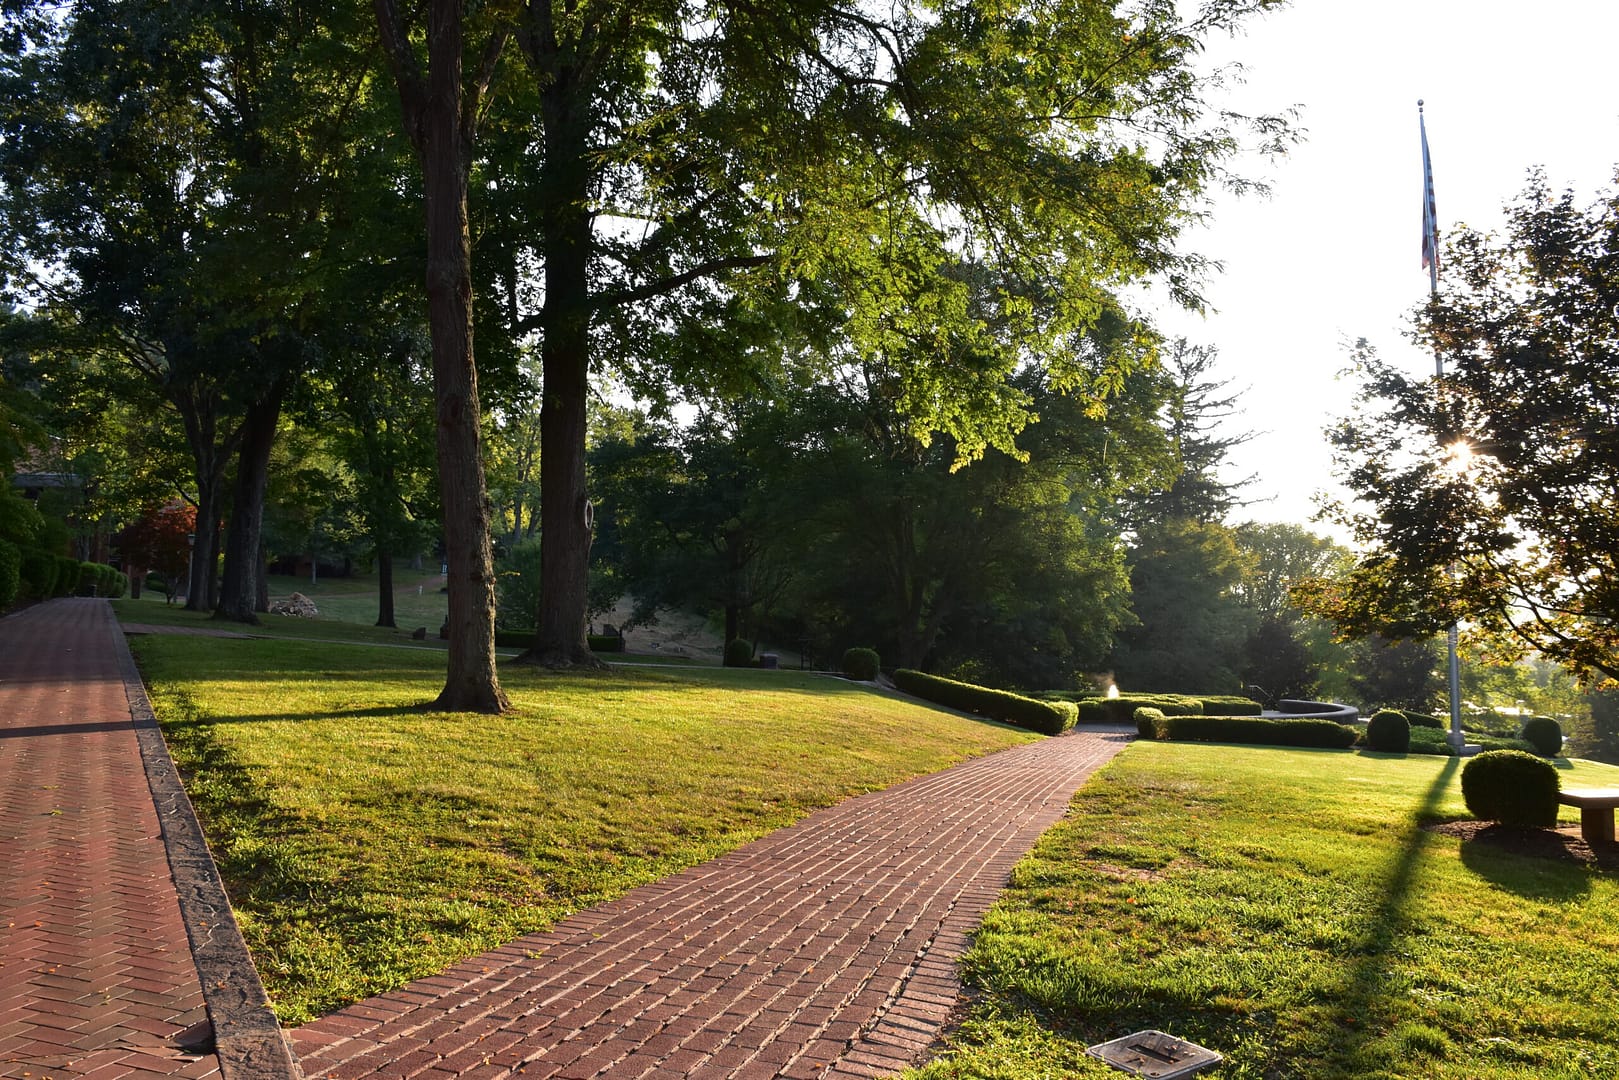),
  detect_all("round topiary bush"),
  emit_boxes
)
[1365,709,1411,753]
[1520,716,1563,757]
[1461,749,1560,827]
[841,647,880,681]
[723,638,754,668]
[1133,706,1165,740]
